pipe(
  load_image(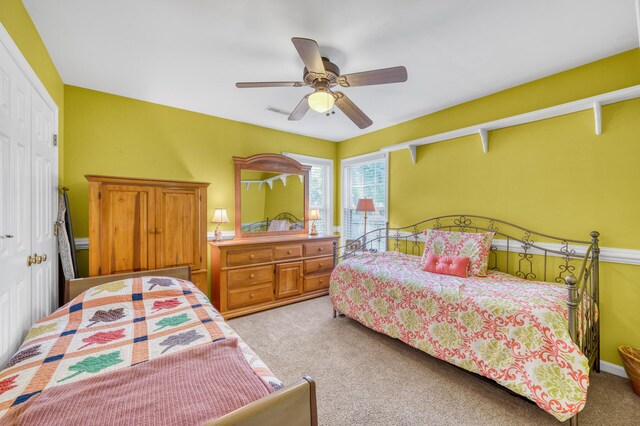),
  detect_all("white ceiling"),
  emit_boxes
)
[23,0,639,142]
